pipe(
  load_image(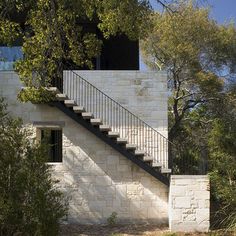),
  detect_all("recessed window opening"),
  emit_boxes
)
[39,128,62,162]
